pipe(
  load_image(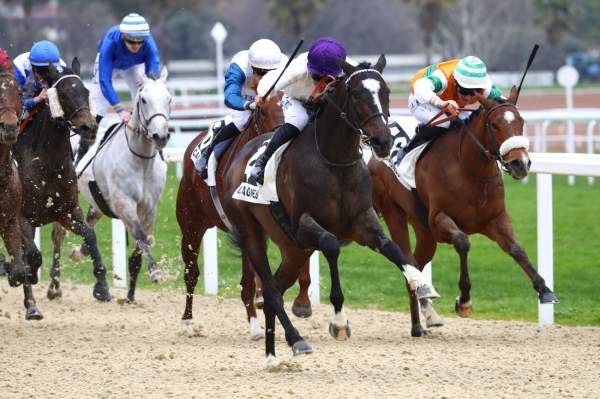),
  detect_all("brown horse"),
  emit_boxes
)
[222,57,438,366]
[176,92,312,340]
[13,59,111,306]
[0,53,43,319]
[369,87,559,333]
